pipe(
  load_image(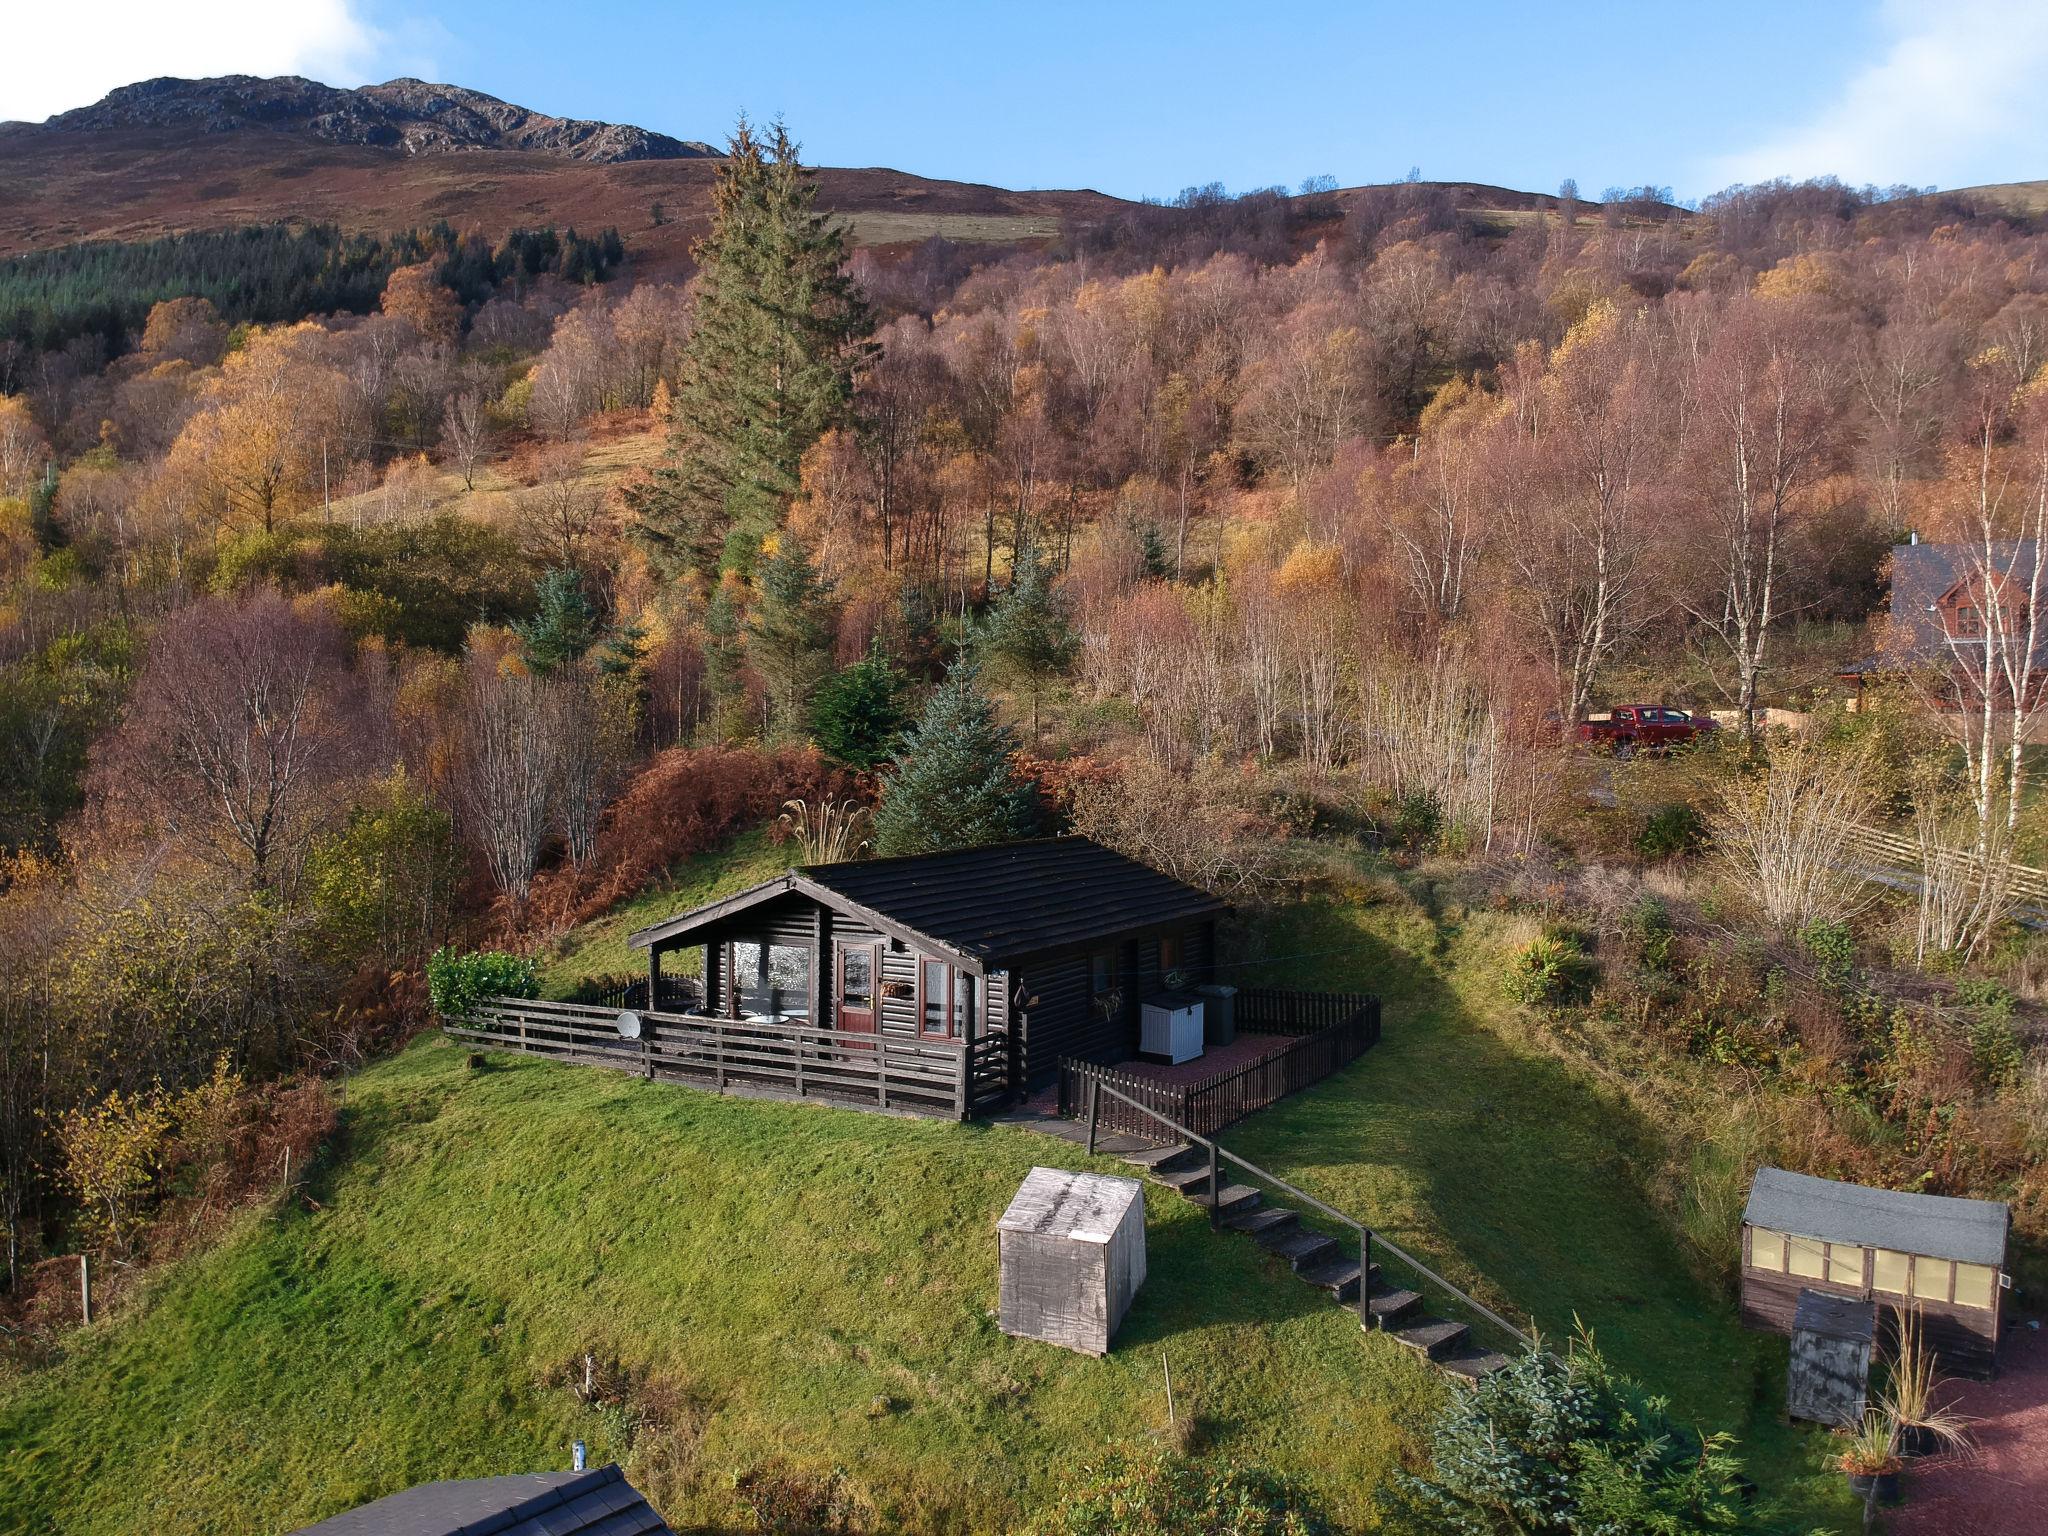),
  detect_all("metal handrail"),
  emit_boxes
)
[1086,1076,1534,1351]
